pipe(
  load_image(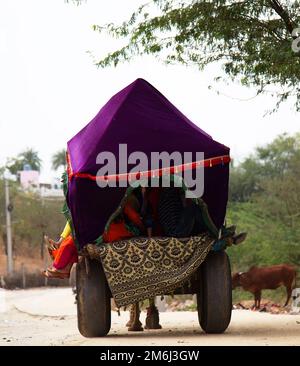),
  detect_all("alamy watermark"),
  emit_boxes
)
[95,144,205,198]
[292,27,300,53]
